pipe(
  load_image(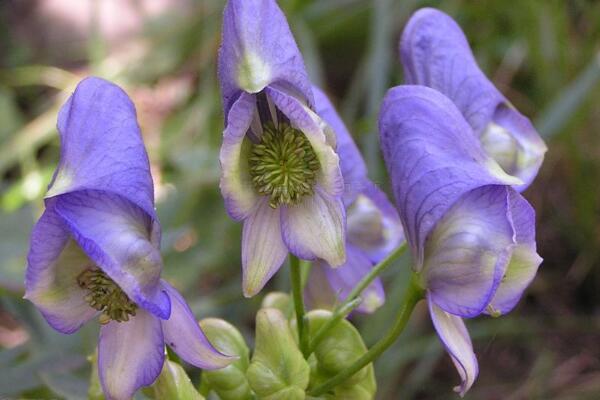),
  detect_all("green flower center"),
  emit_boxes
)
[77,268,137,324]
[249,123,320,208]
